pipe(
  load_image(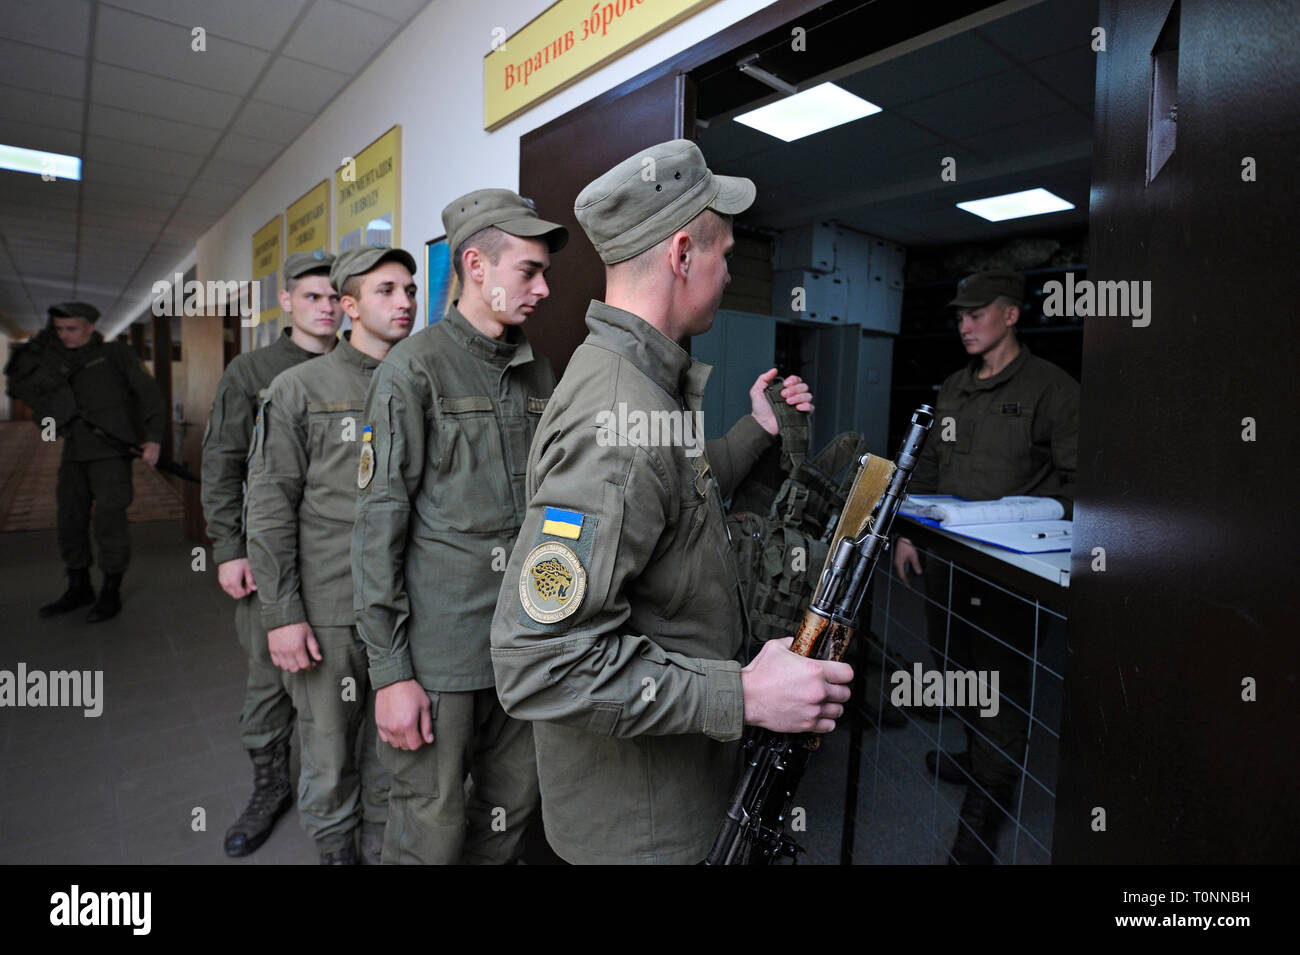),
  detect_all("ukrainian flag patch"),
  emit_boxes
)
[541,506,584,540]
